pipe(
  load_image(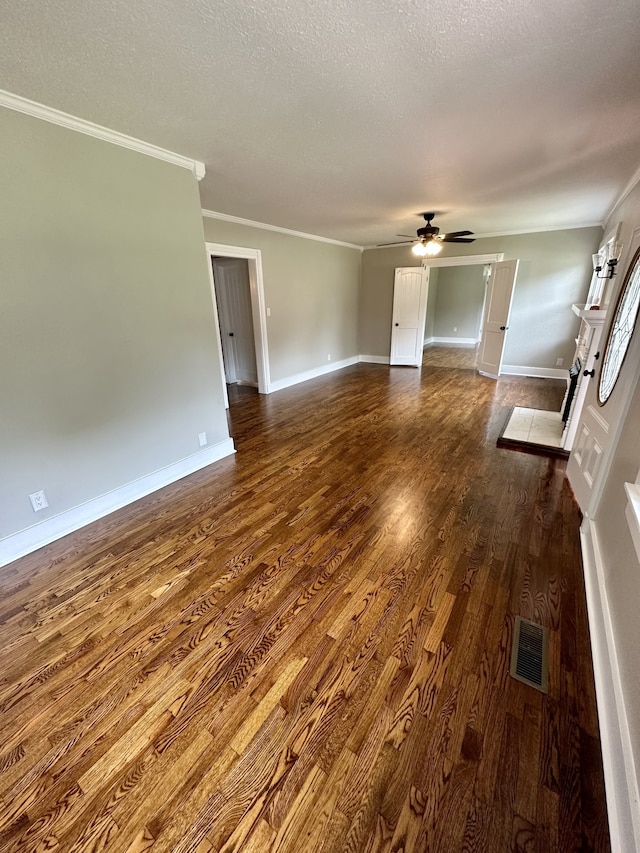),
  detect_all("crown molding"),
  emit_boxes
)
[0,89,205,180]
[471,222,603,239]
[363,221,604,250]
[605,163,640,224]
[201,209,362,250]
